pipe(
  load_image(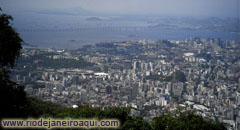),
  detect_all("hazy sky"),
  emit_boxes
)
[0,0,239,17]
